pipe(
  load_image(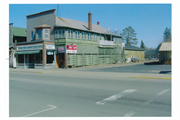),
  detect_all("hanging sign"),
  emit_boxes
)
[66,44,77,53]
[57,47,65,53]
